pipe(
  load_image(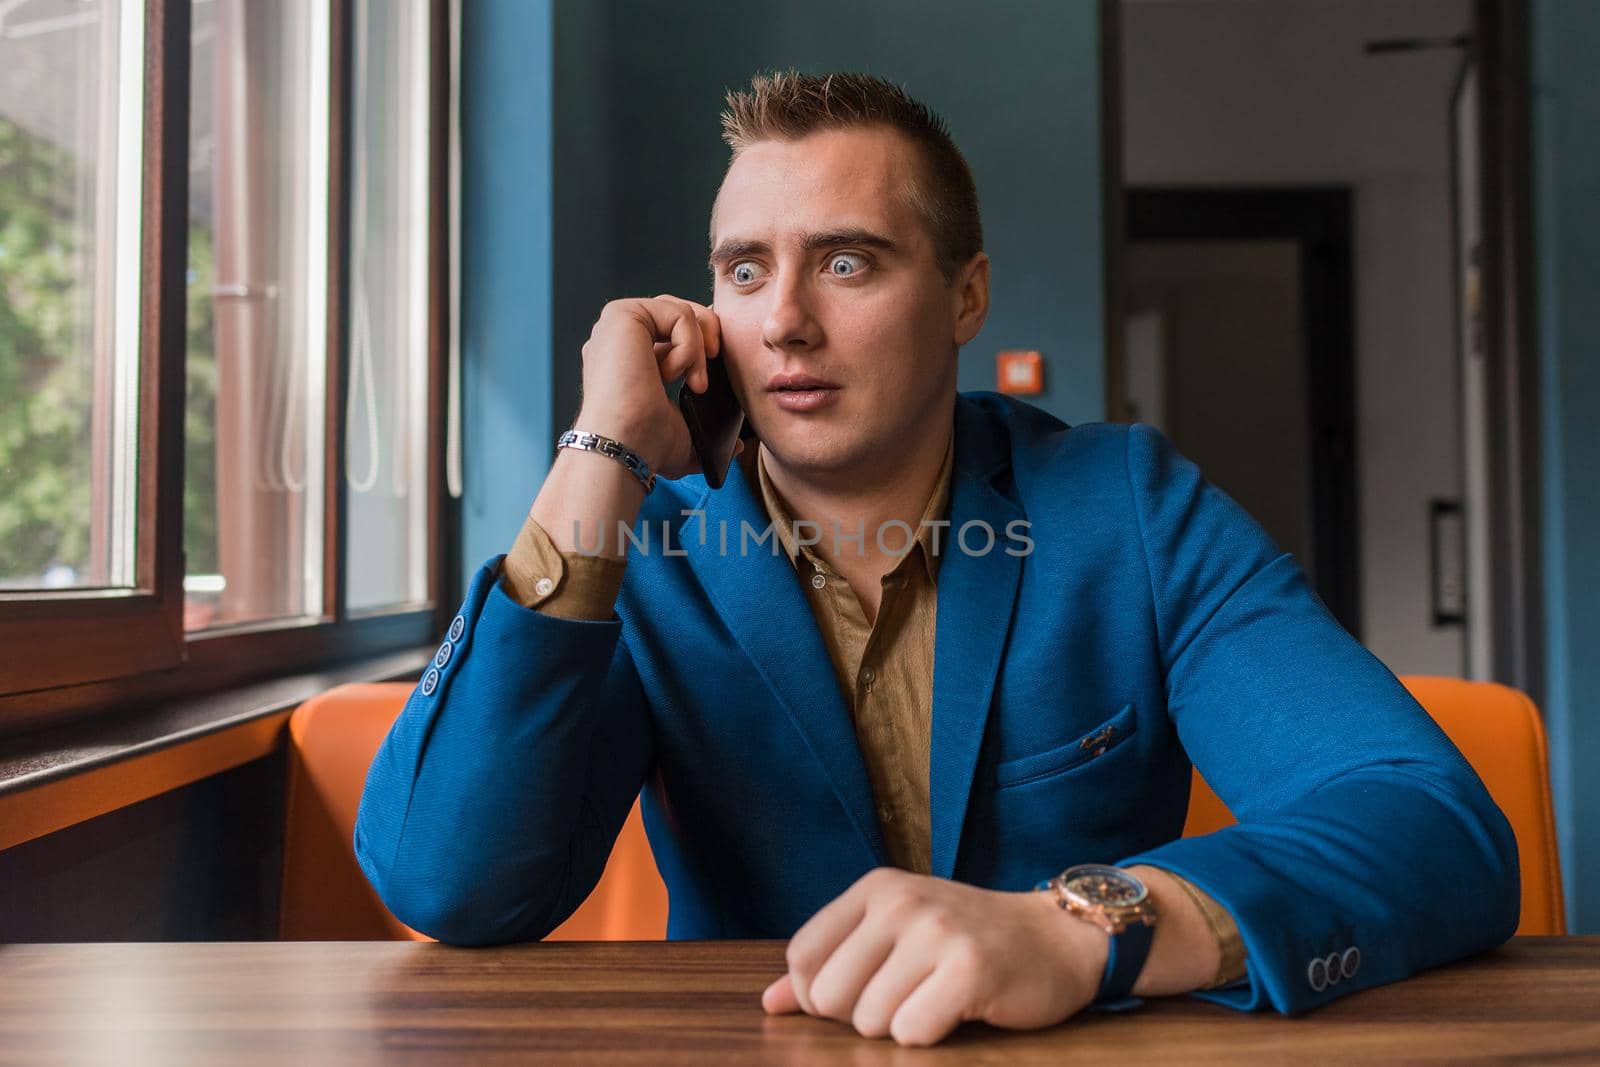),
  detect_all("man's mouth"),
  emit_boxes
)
[767,374,843,412]
[766,373,841,393]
